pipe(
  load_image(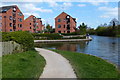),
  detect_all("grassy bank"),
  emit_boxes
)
[52,49,120,78]
[2,50,45,79]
